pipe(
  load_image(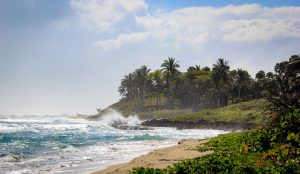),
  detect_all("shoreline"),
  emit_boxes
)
[92,139,211,174]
